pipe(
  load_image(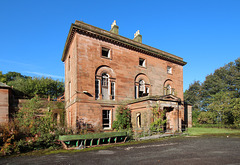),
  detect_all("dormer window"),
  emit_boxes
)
[102,47,110,58]
[139,58,146,67]
[167,66,172,74]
